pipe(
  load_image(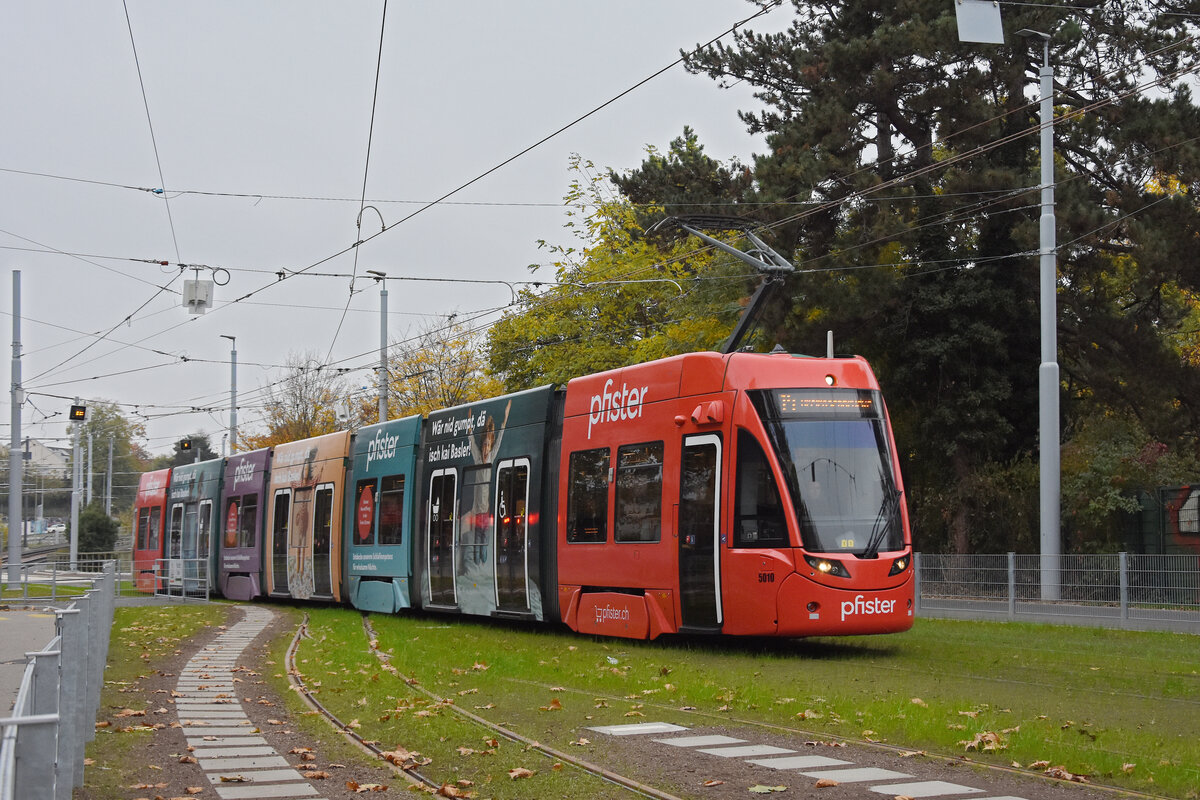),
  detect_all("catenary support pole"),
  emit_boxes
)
[7,270,23,586]
[221,335,237,453]
[1033,34,1061,602]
